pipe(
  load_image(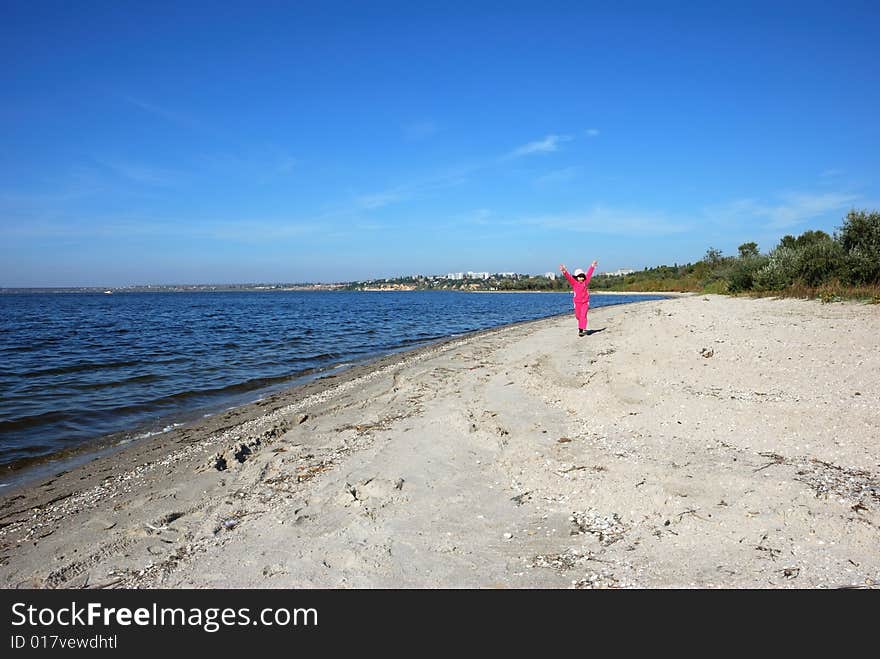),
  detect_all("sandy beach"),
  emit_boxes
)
[1,294,878,589]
